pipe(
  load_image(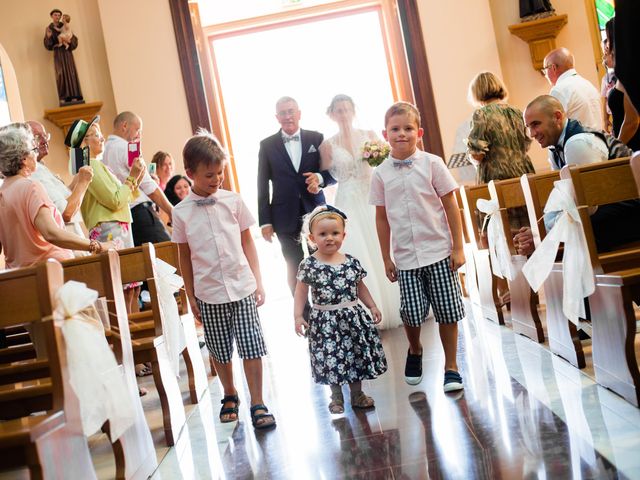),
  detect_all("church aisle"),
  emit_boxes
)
[151,294,640,479]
